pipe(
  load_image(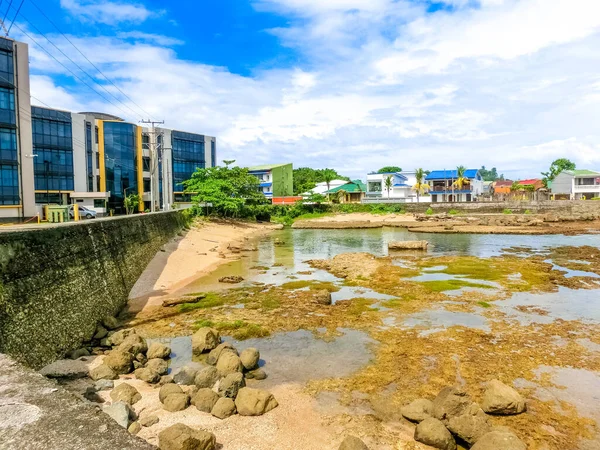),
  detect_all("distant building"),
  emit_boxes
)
[326,180,367,203]
[425,169,484,202]
[491,180,513,195]
[551,170,600,200]
[366,170,422,201]
[248,163,293,199]
[516,179,545,191]
[303,179,348,196]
